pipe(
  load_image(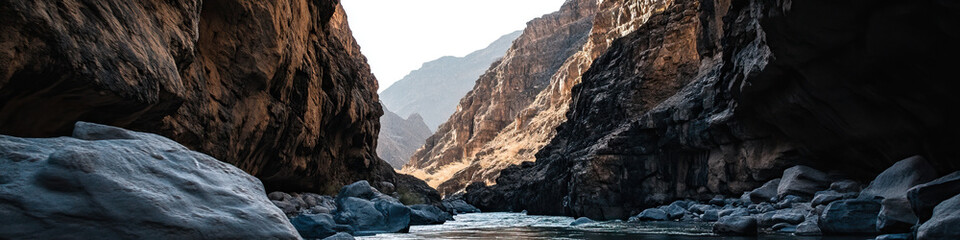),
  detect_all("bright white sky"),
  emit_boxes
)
[341,0,567,91]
